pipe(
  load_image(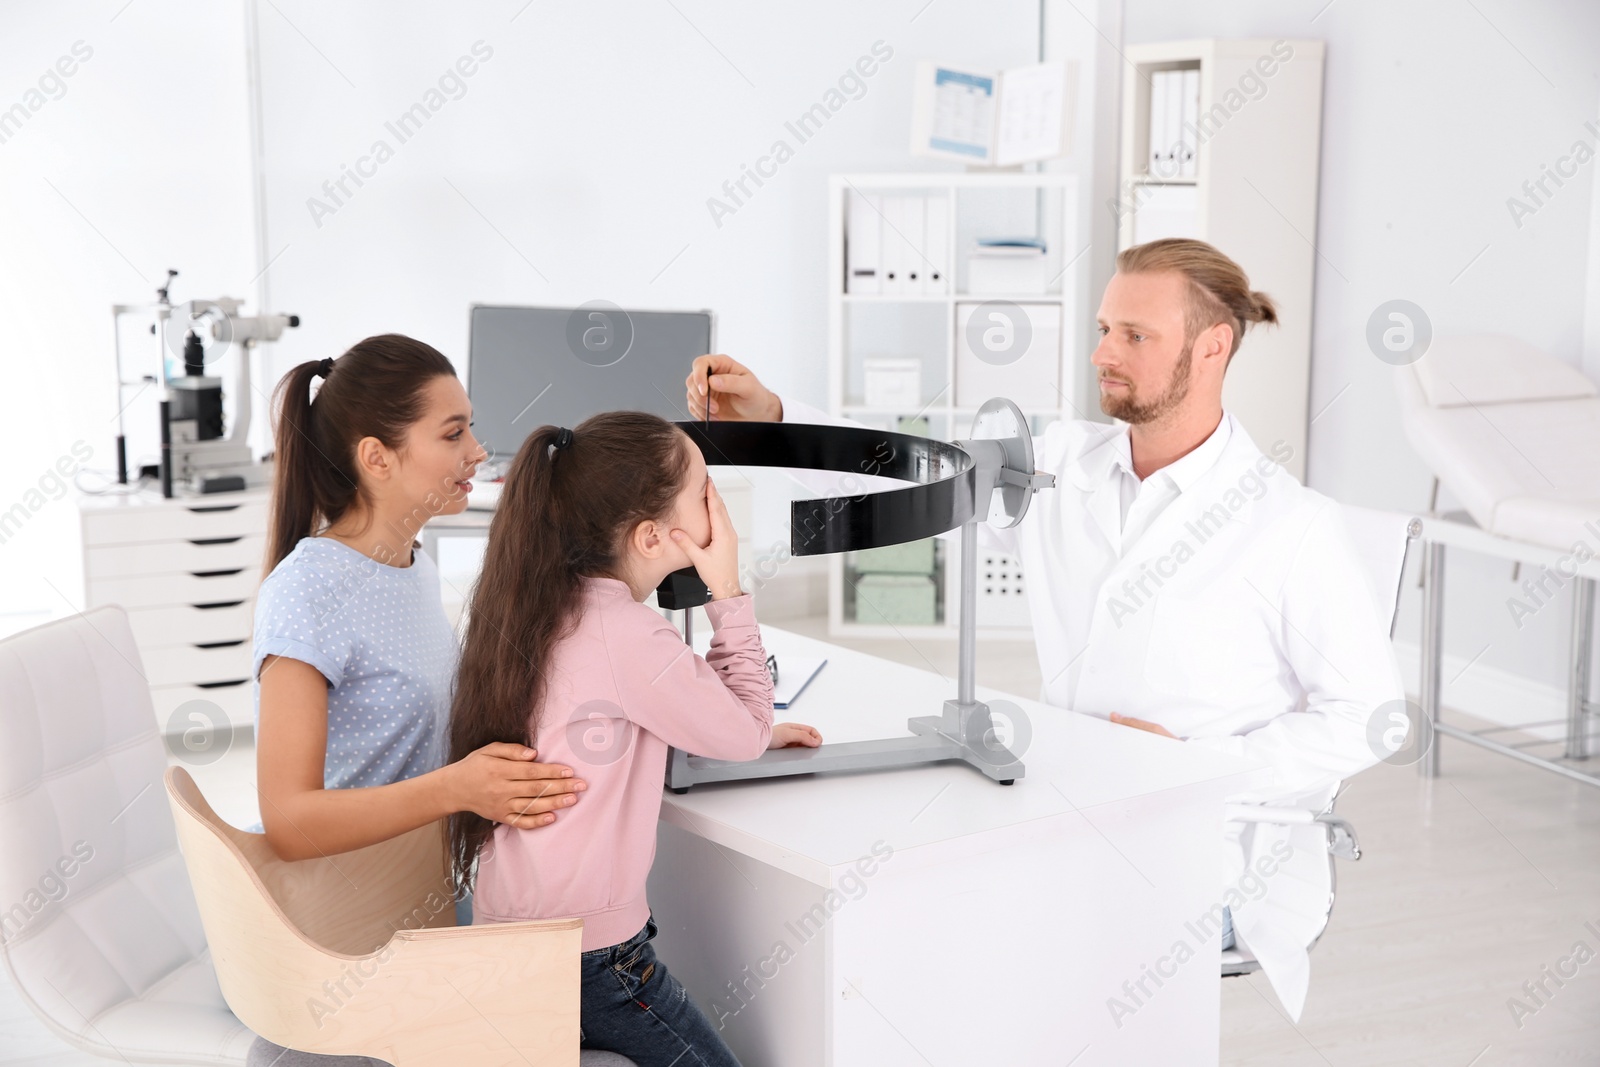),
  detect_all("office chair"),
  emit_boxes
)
[0,606,255,1062]
[1219,506,1419,978]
